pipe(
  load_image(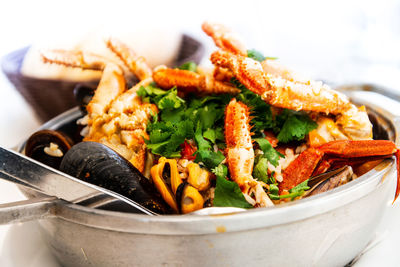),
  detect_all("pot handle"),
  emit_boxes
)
[0,196,58,225]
